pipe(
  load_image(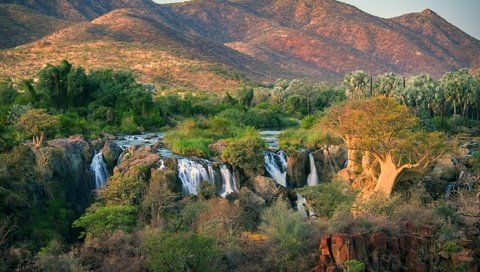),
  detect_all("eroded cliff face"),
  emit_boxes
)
[312,224,479,272]
[33,135,95,211]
